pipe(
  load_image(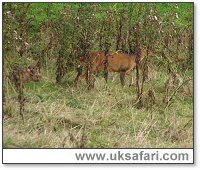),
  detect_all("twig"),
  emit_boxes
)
[79,123,87,148]
[164,78,192,110]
